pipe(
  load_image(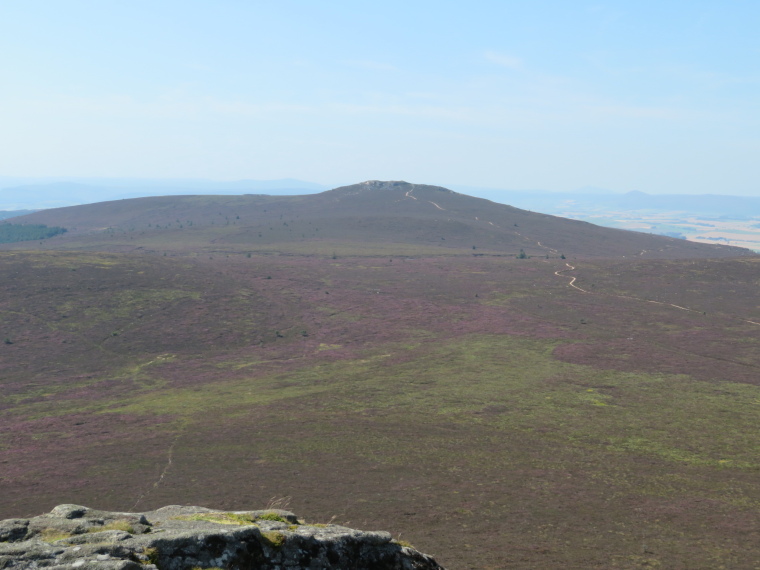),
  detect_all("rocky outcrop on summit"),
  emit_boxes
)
[0,504,444,569]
